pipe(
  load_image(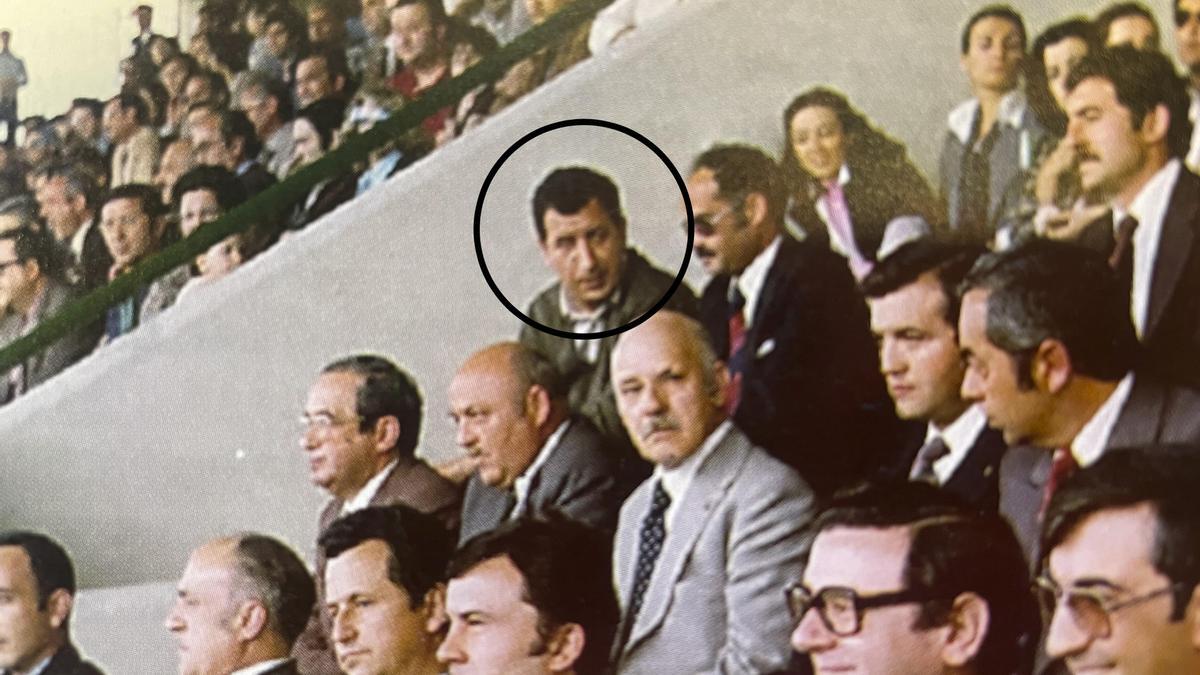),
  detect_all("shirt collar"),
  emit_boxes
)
[947,89,1026,145]
[733,235,782,327]
[925,404,987,483]
[558,280,623,322]
[232,658,291,675]
[69,217,93,259]
[1071,373,1135,468]
[512,418,571,508]
[1113,158,1179,223]
[340,458,398,515]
